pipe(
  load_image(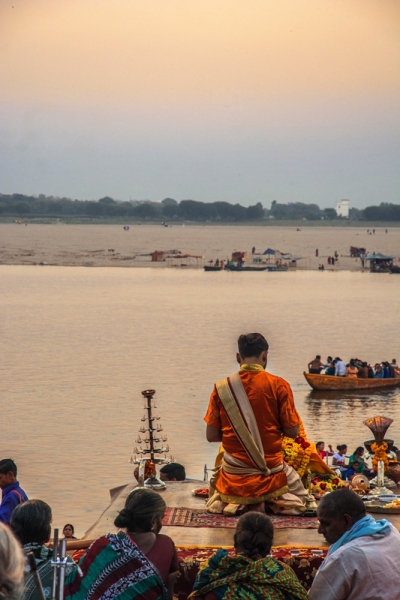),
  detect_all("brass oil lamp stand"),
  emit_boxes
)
[130,389,173,490]
[364,415,395,495]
